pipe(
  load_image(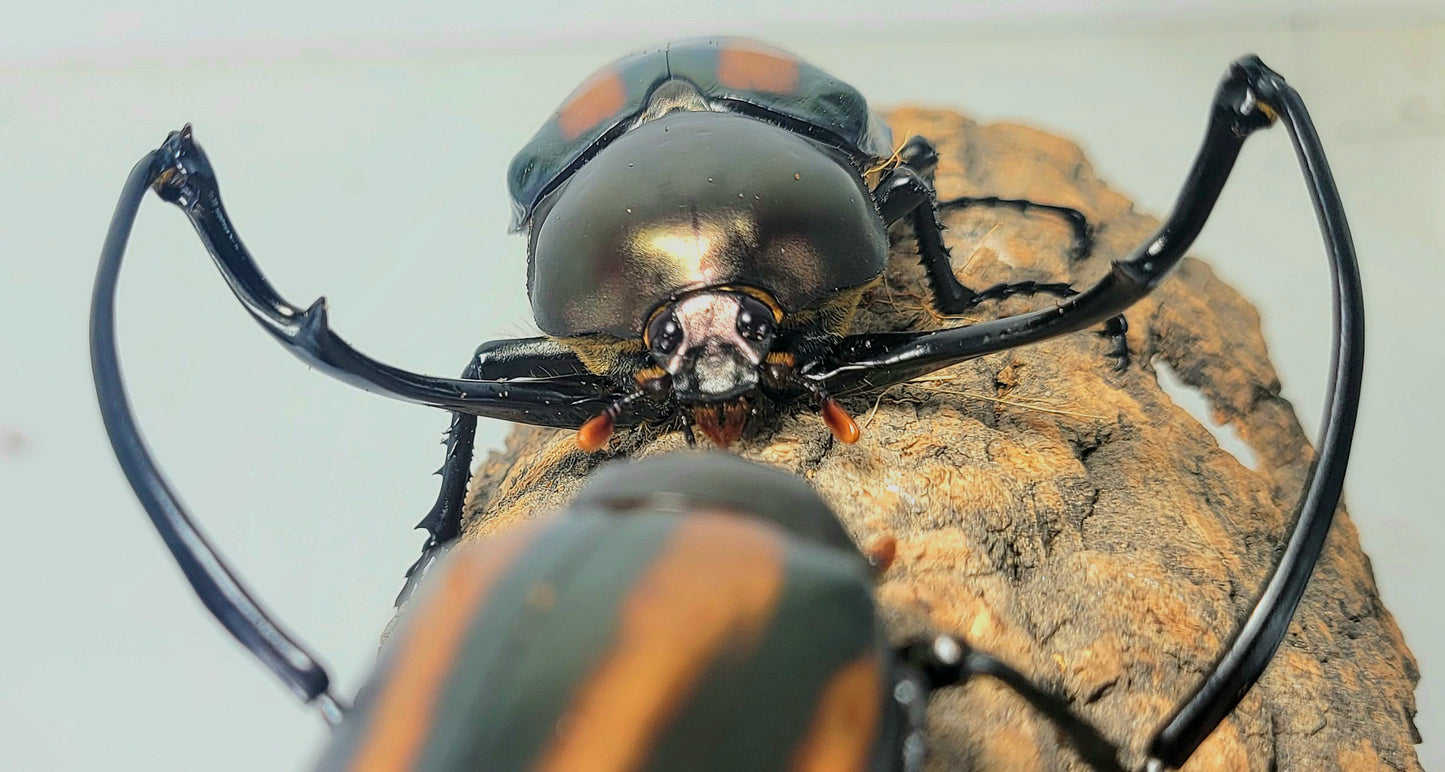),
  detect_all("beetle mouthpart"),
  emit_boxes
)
[692,402,750,448]
[576,411,615,452]
[820,397,861,444]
